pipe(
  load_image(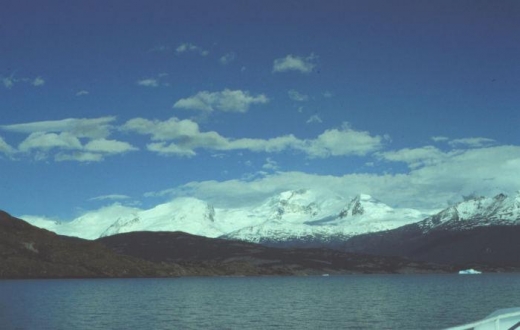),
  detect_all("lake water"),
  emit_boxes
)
[1,274,519,329]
